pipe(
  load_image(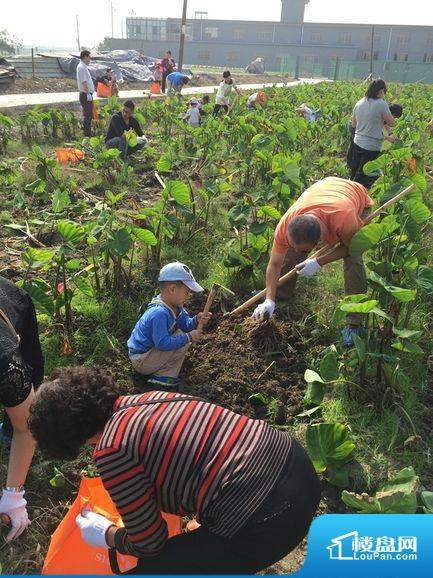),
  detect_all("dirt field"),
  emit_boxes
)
[0,72,287,95]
